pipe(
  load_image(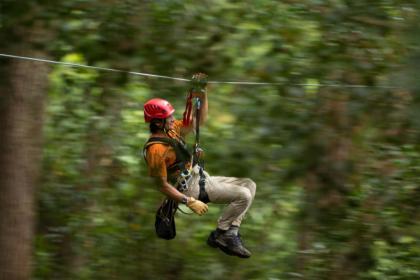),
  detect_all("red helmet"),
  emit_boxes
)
[143,98,175,122]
